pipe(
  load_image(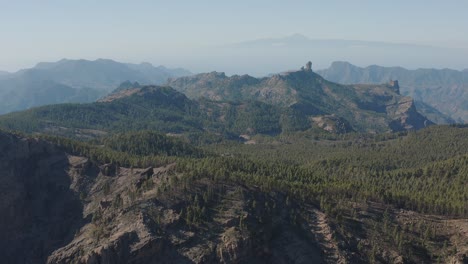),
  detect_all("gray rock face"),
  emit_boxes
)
[0,132,84,264]
[0,131,338,264]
